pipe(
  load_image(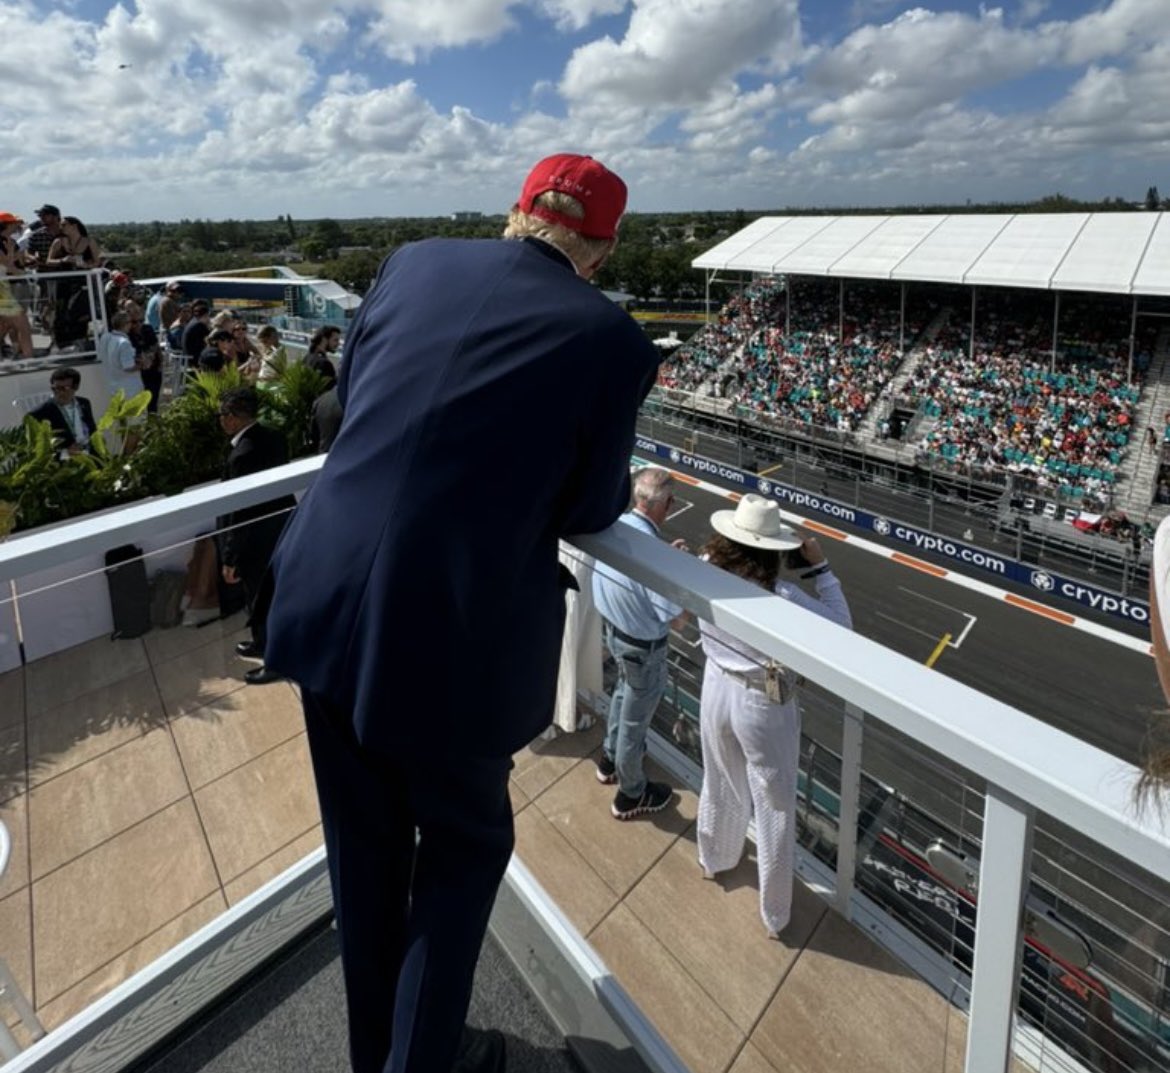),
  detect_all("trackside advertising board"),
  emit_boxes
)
[634,437,1149,627]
